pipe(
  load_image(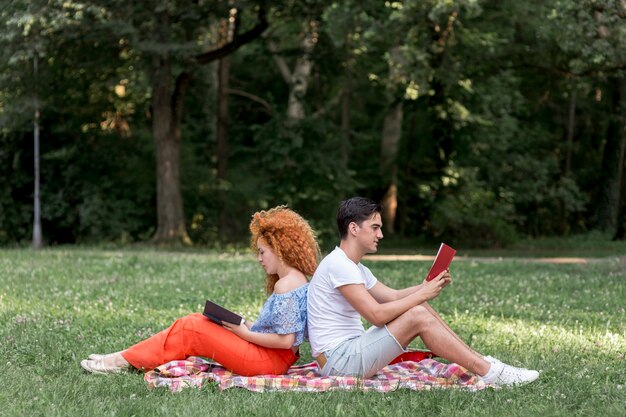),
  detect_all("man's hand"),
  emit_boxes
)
[418,269,451,301]
[438,270,452,288]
